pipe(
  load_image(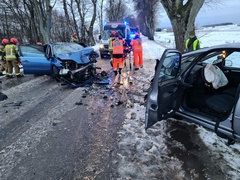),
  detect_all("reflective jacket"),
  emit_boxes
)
[4,44,18,61]
[108,37,114,51]
[185,36,200,51]
[131,37,142,51]
[71,36,79,43]
[112,38,124,55]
